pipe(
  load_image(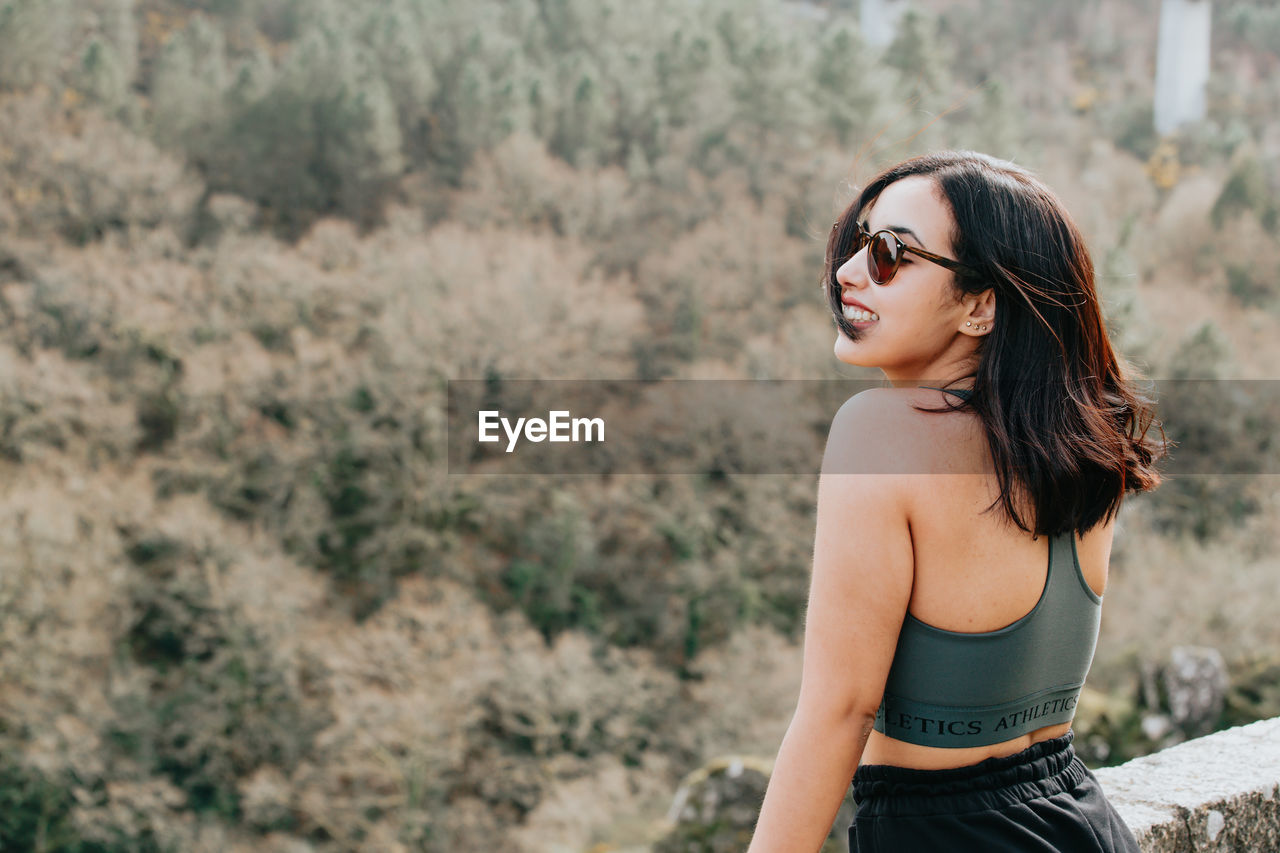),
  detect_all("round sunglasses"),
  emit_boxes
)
[850,223,977,285]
